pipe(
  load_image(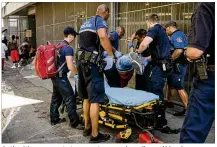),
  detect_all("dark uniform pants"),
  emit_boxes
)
[50,74,77,122]
[180,71,215,143]
[150,66,167,101]
[135,64,152,92]
[77,61,106,103]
